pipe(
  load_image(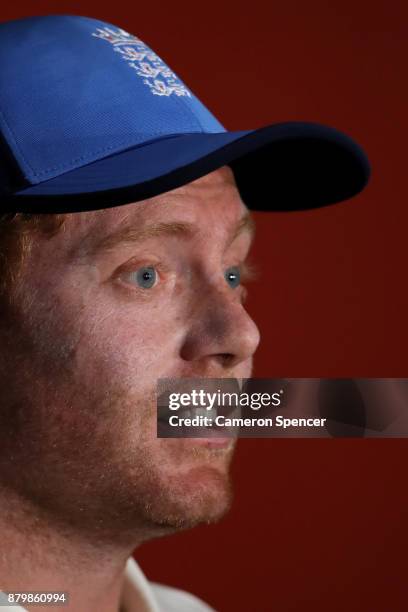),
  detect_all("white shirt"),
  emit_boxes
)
[0,556,216,612]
